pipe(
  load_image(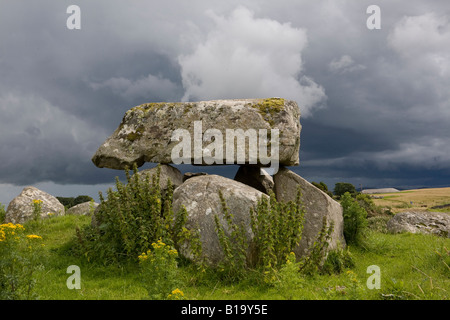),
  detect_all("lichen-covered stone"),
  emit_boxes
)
[172,174,268,265]
[387,211,450,238]
[273,167,345,255]
[5,186,65,224]
[92,98,301,169]
[66,201,99,216]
